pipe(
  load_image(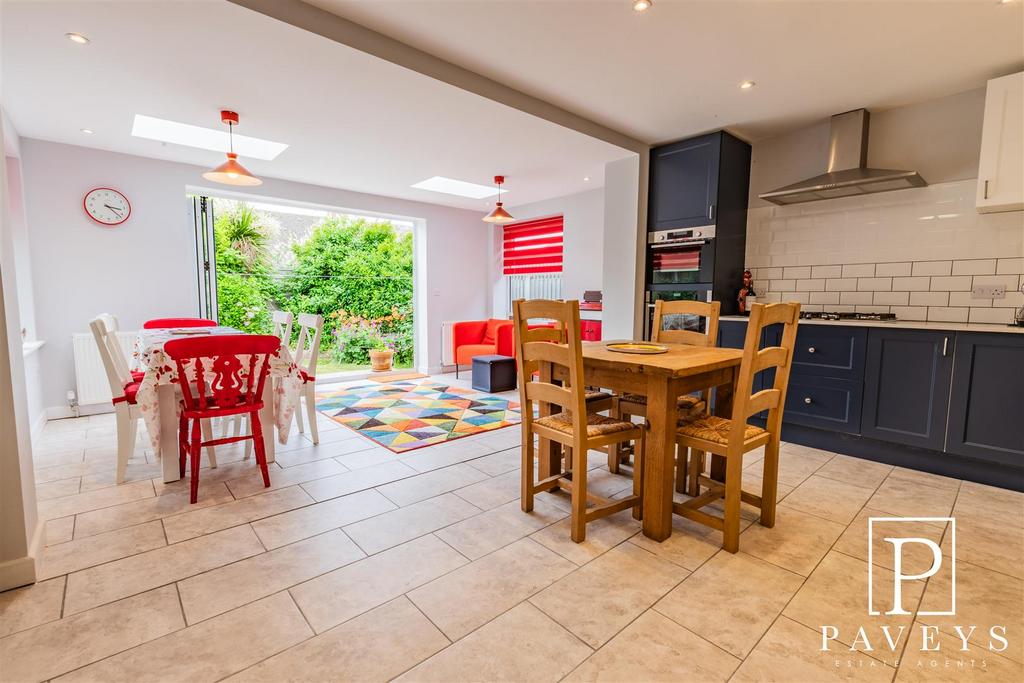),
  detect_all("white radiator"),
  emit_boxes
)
[440,321,455,367]
[72,331,136,405]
